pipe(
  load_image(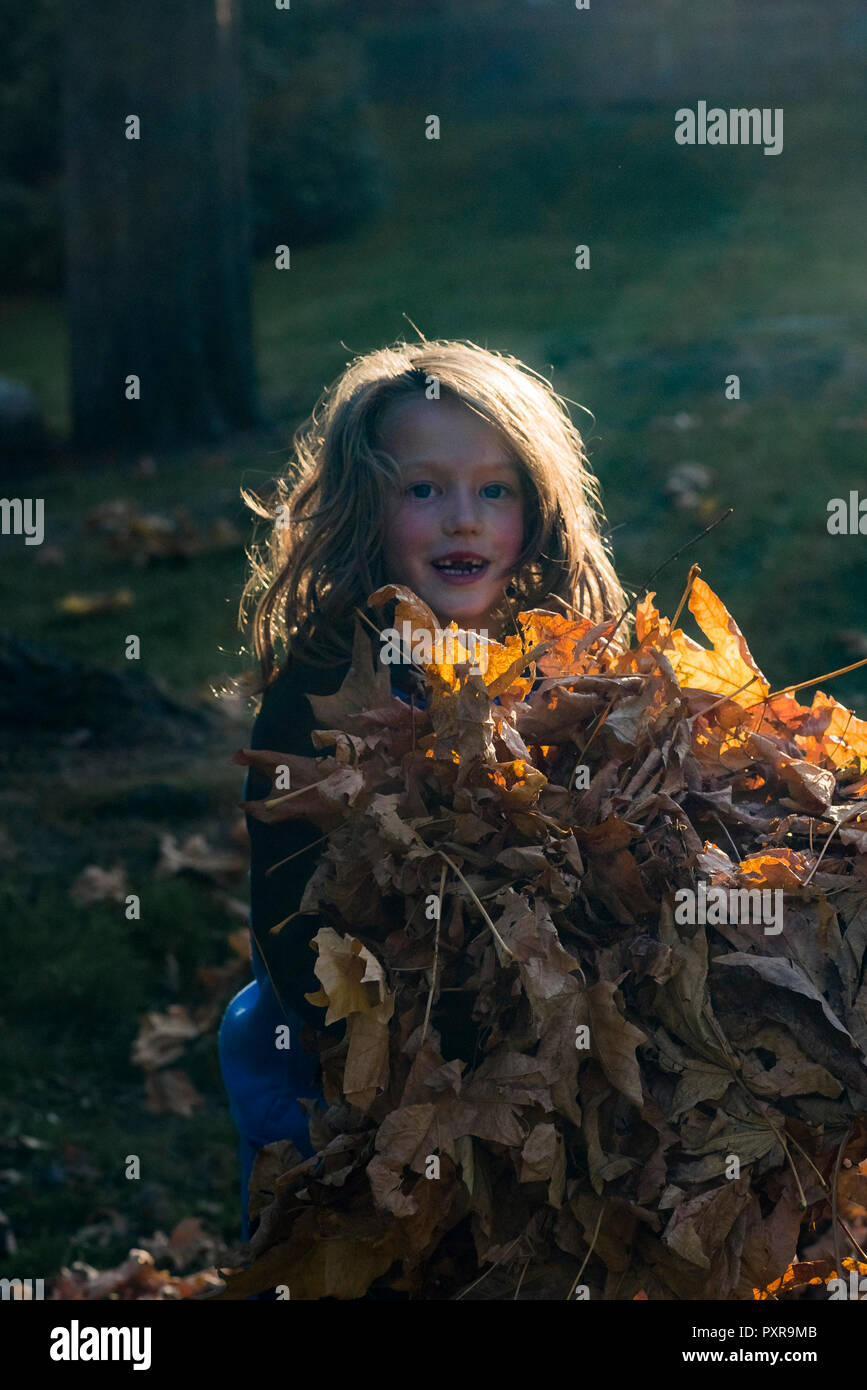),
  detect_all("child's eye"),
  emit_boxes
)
[407,482,436,499]
[481,483,513,499]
